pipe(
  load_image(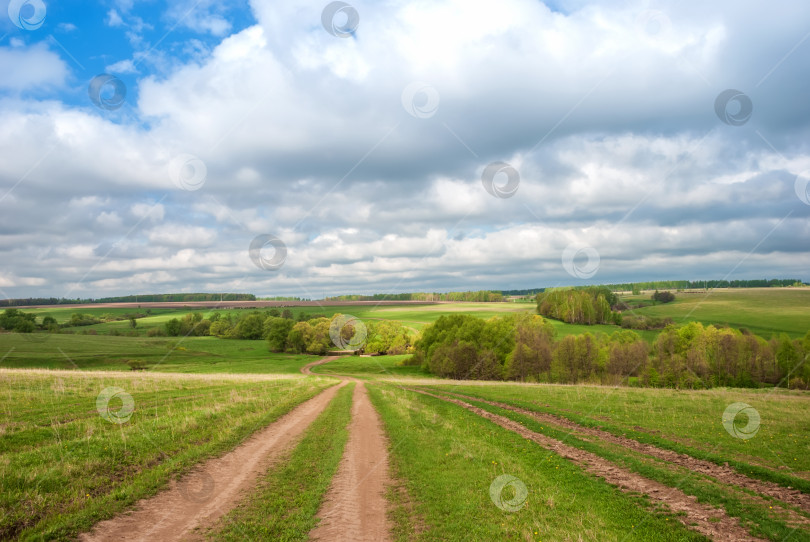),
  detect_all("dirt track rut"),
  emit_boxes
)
[412,388,765,542]
[80,366,345,542]
[309,380,393,541]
